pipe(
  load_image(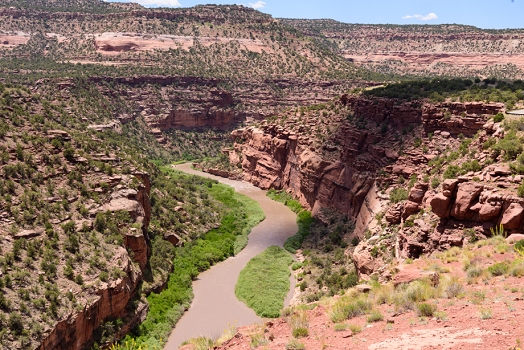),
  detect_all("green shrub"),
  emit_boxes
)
[8,312,23,335]
[443,165,461,179]
[491,131,522,160]
[99,271,109,282]
[235,246,293,318]
[334,323,348,331]
[367,310,384,323]
[488,262,509,276]
[493,113,505,123]
[389,188,408,203]
[267,189,303,213]
[284,211,313,253]
[466,265,483,278]
[291,262,303,271]
[329,296,372,323]
[518,181,524,197]
[416,302,437,317]
[515,239,524,252]
[292,327,308,338]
